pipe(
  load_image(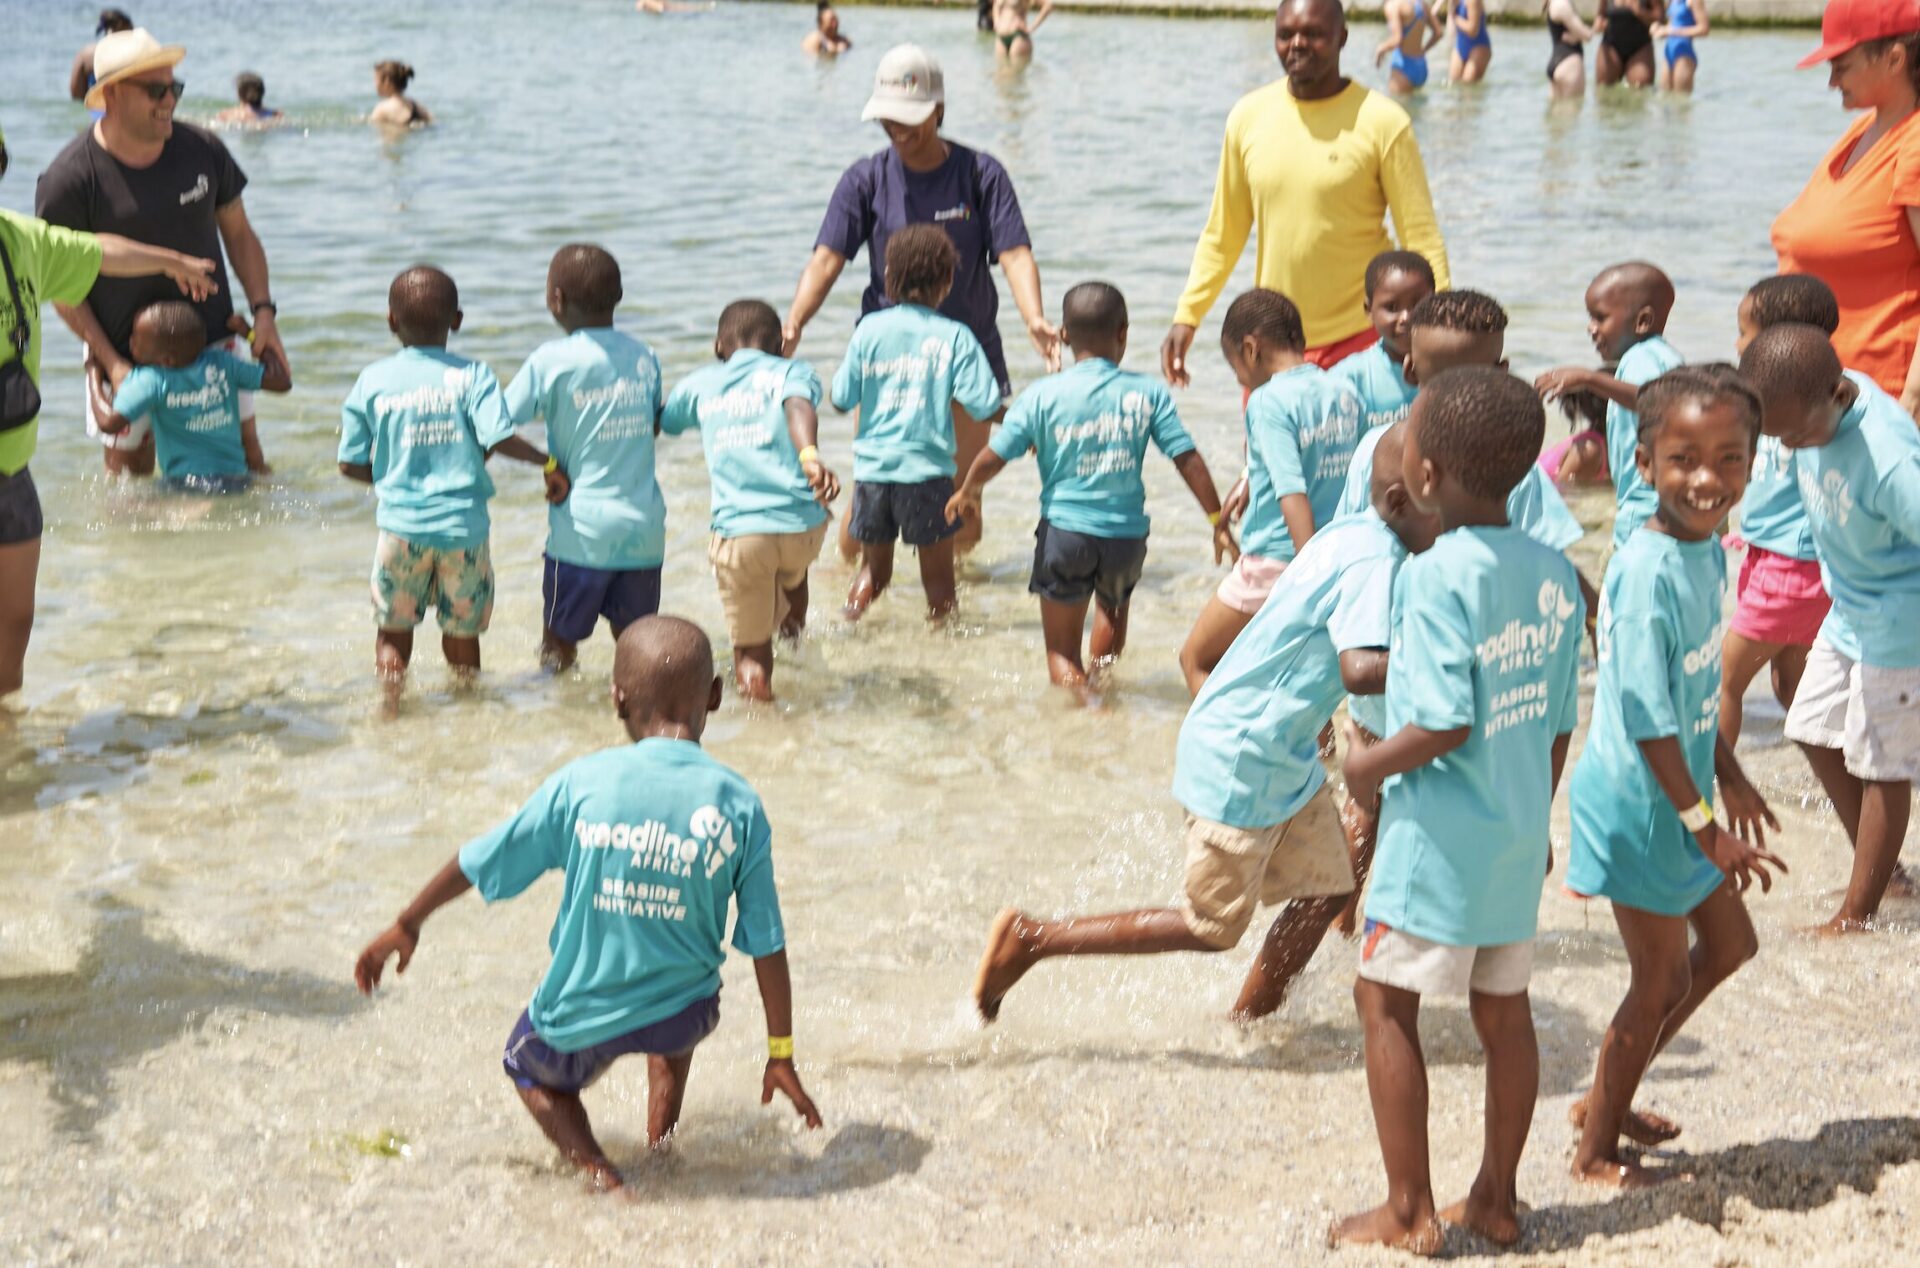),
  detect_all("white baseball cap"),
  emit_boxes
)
[862,44,944,126]
[85,29,186,110]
